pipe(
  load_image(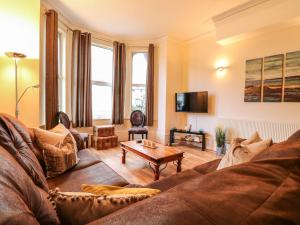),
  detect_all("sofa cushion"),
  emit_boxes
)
[73,148,102,171]
[42,134,79,178]
[49,189,152,225]
[0,114,46,170]
[89,148,300,225]
[0,146,60,225]
[252,130,300,161]
[146,169,201,192]
[217,138,272,170]
[0,115,48,191]
[48,161,129,191]
[193,159,221,174]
